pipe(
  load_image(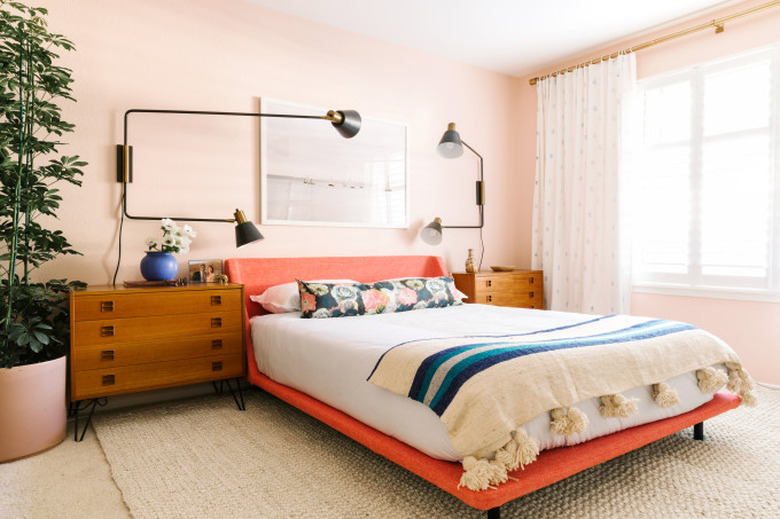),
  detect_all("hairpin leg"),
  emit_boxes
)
[212,377,244,410]
[224,377,246,411]
[72,398,108,442]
